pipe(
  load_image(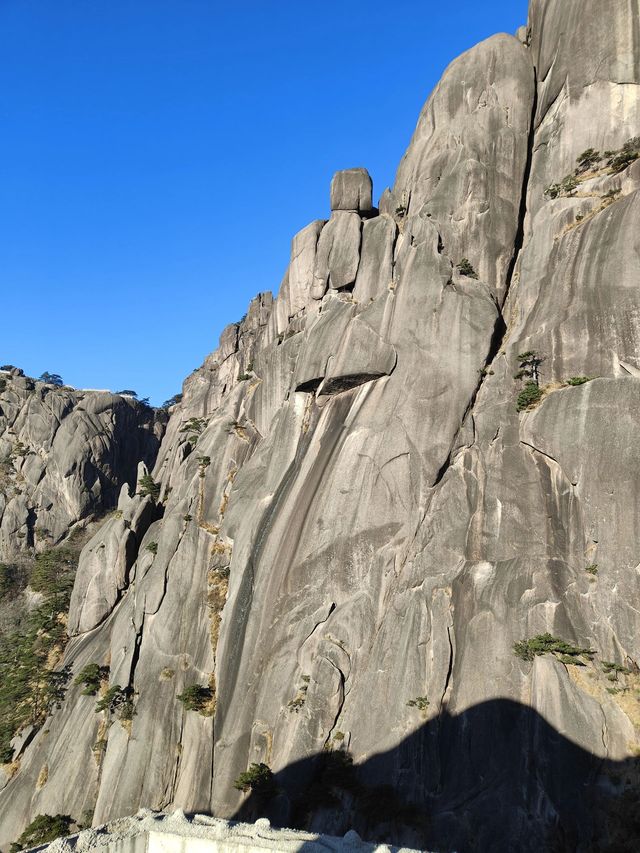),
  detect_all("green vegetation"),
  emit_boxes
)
[237,373,251,381]
[74,663,109,696]
[609,137,640,173]
[234,762,276,797]
[115,389,137,397]
[179,417,206,438]
[407,696,430,711]
[146,542,158,554]
[515,351,544,385]
[585,564,599,576]
[544,174,578,199]
[287,675,310,713]
[177,684,213,714]
[137,473,161,500]
[39,372,64,387]
[602,661,632,676]
[513,633,596,663]
[10,814,73,852]
[576,148,601,173]
[457,258,478,279]
[516,382,543,412]
[0,562,26,600]
[95,685,122,713]
[0,544,79,763]
[94,684,135,721]
[544,138,640,201]
[31,547,76,600]
[515,350,545,412]
[161,394,183,409]
[567,376,593,386]
[557,655,586,667]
